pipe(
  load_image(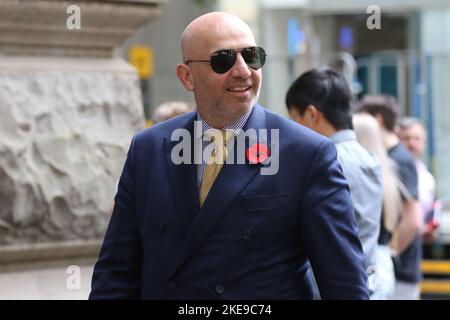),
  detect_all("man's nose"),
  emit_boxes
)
[230,52,251,78]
